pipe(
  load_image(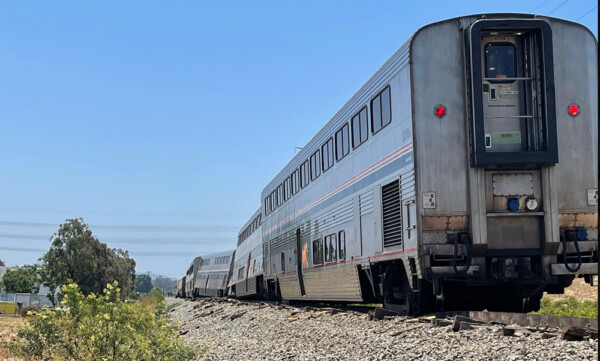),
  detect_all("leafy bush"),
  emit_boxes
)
[532,296,598,318]
[10,281,197,360]
[18,306,40,318]
[148,287,165,303]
